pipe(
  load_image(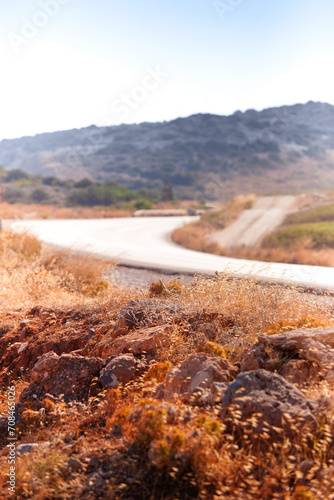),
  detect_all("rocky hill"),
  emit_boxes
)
[1,101,334,200]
